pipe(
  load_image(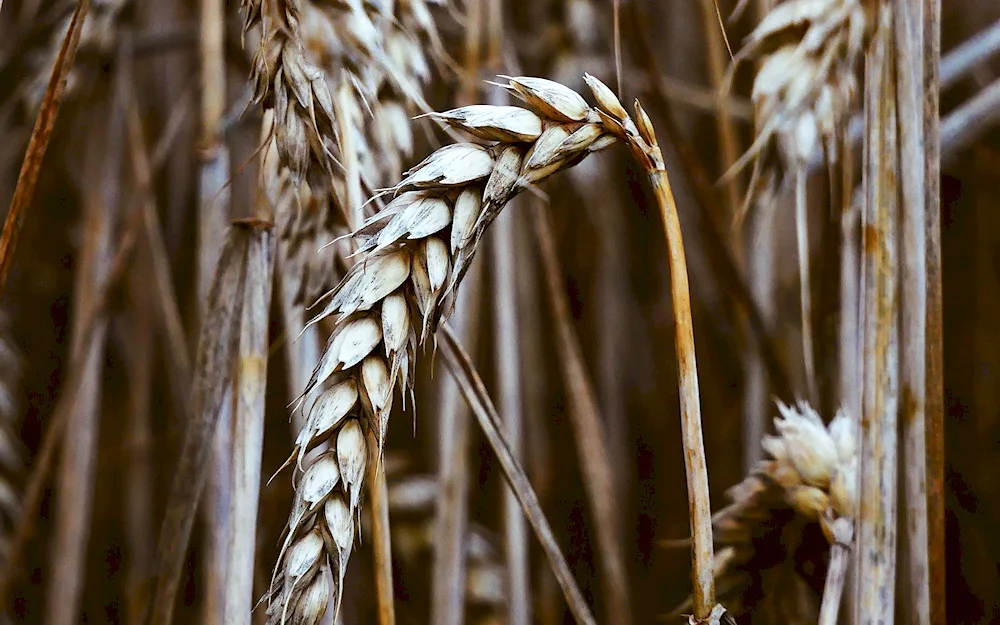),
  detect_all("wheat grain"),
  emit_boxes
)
[268,74,627,624]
